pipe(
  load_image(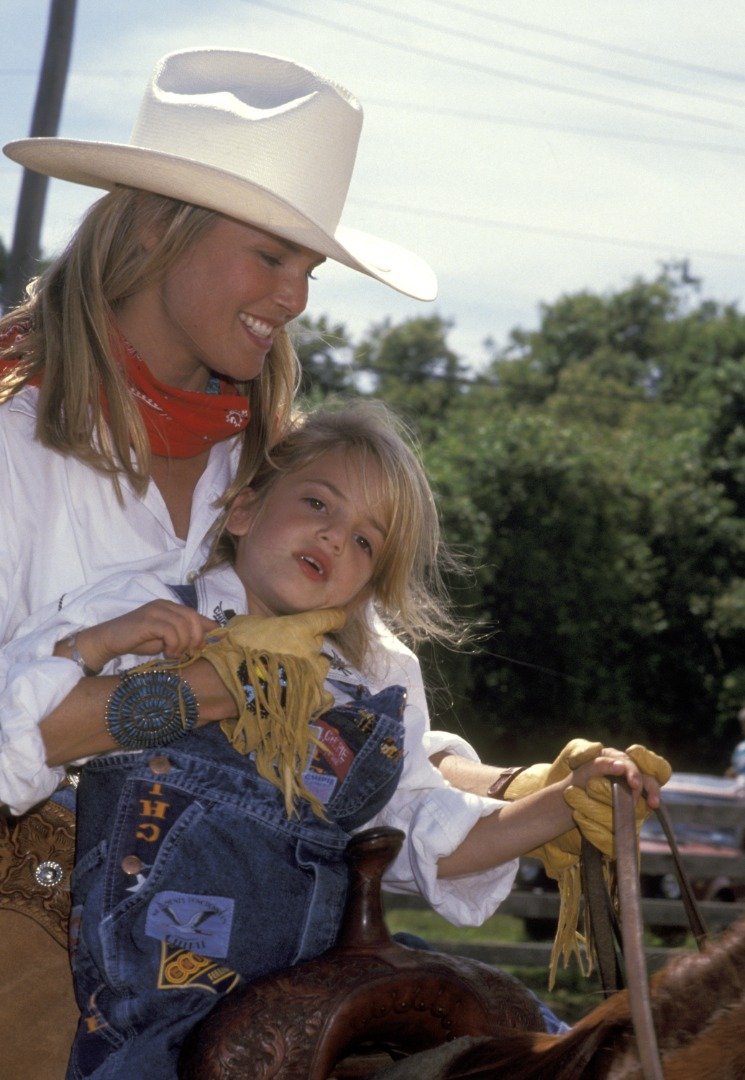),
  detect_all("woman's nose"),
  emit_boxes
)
[275,268,309,319]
